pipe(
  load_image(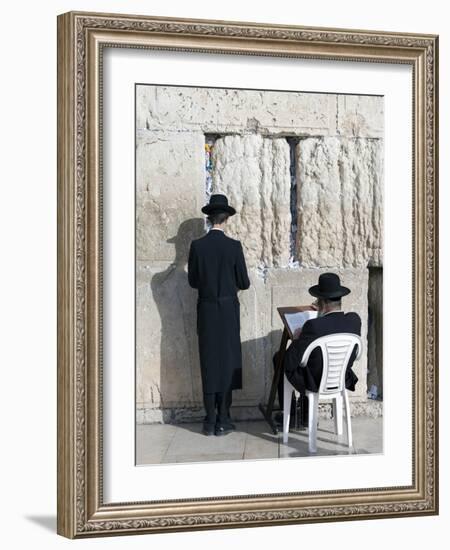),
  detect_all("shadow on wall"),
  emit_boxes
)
[148,216,280,420]
[147,218,371,421]
[150,218,205,414]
